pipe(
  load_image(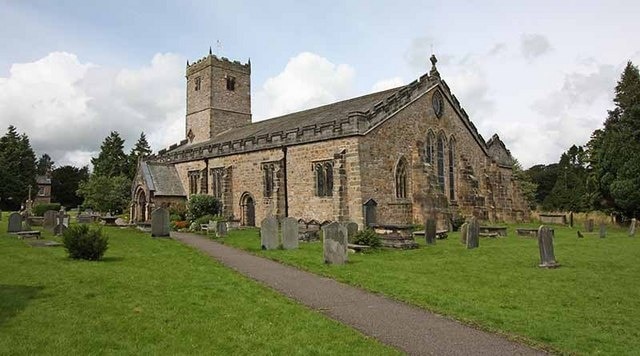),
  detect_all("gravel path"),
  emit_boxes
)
[172,232,548,356]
